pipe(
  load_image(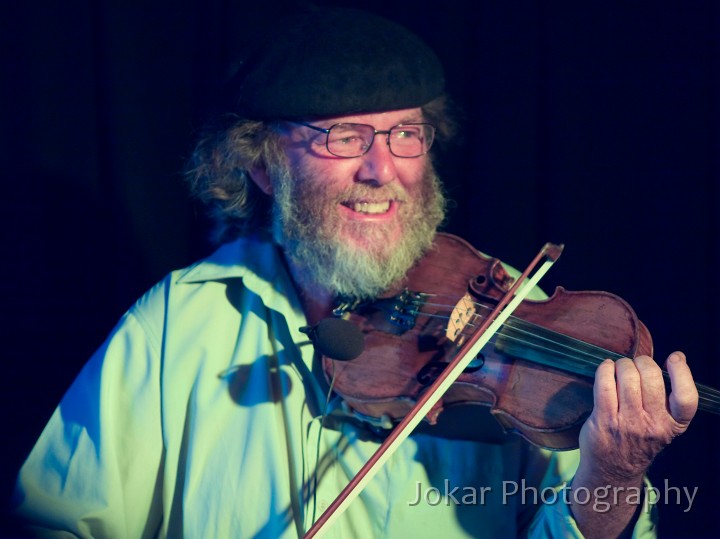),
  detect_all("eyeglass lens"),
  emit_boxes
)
[326,123,434,157]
